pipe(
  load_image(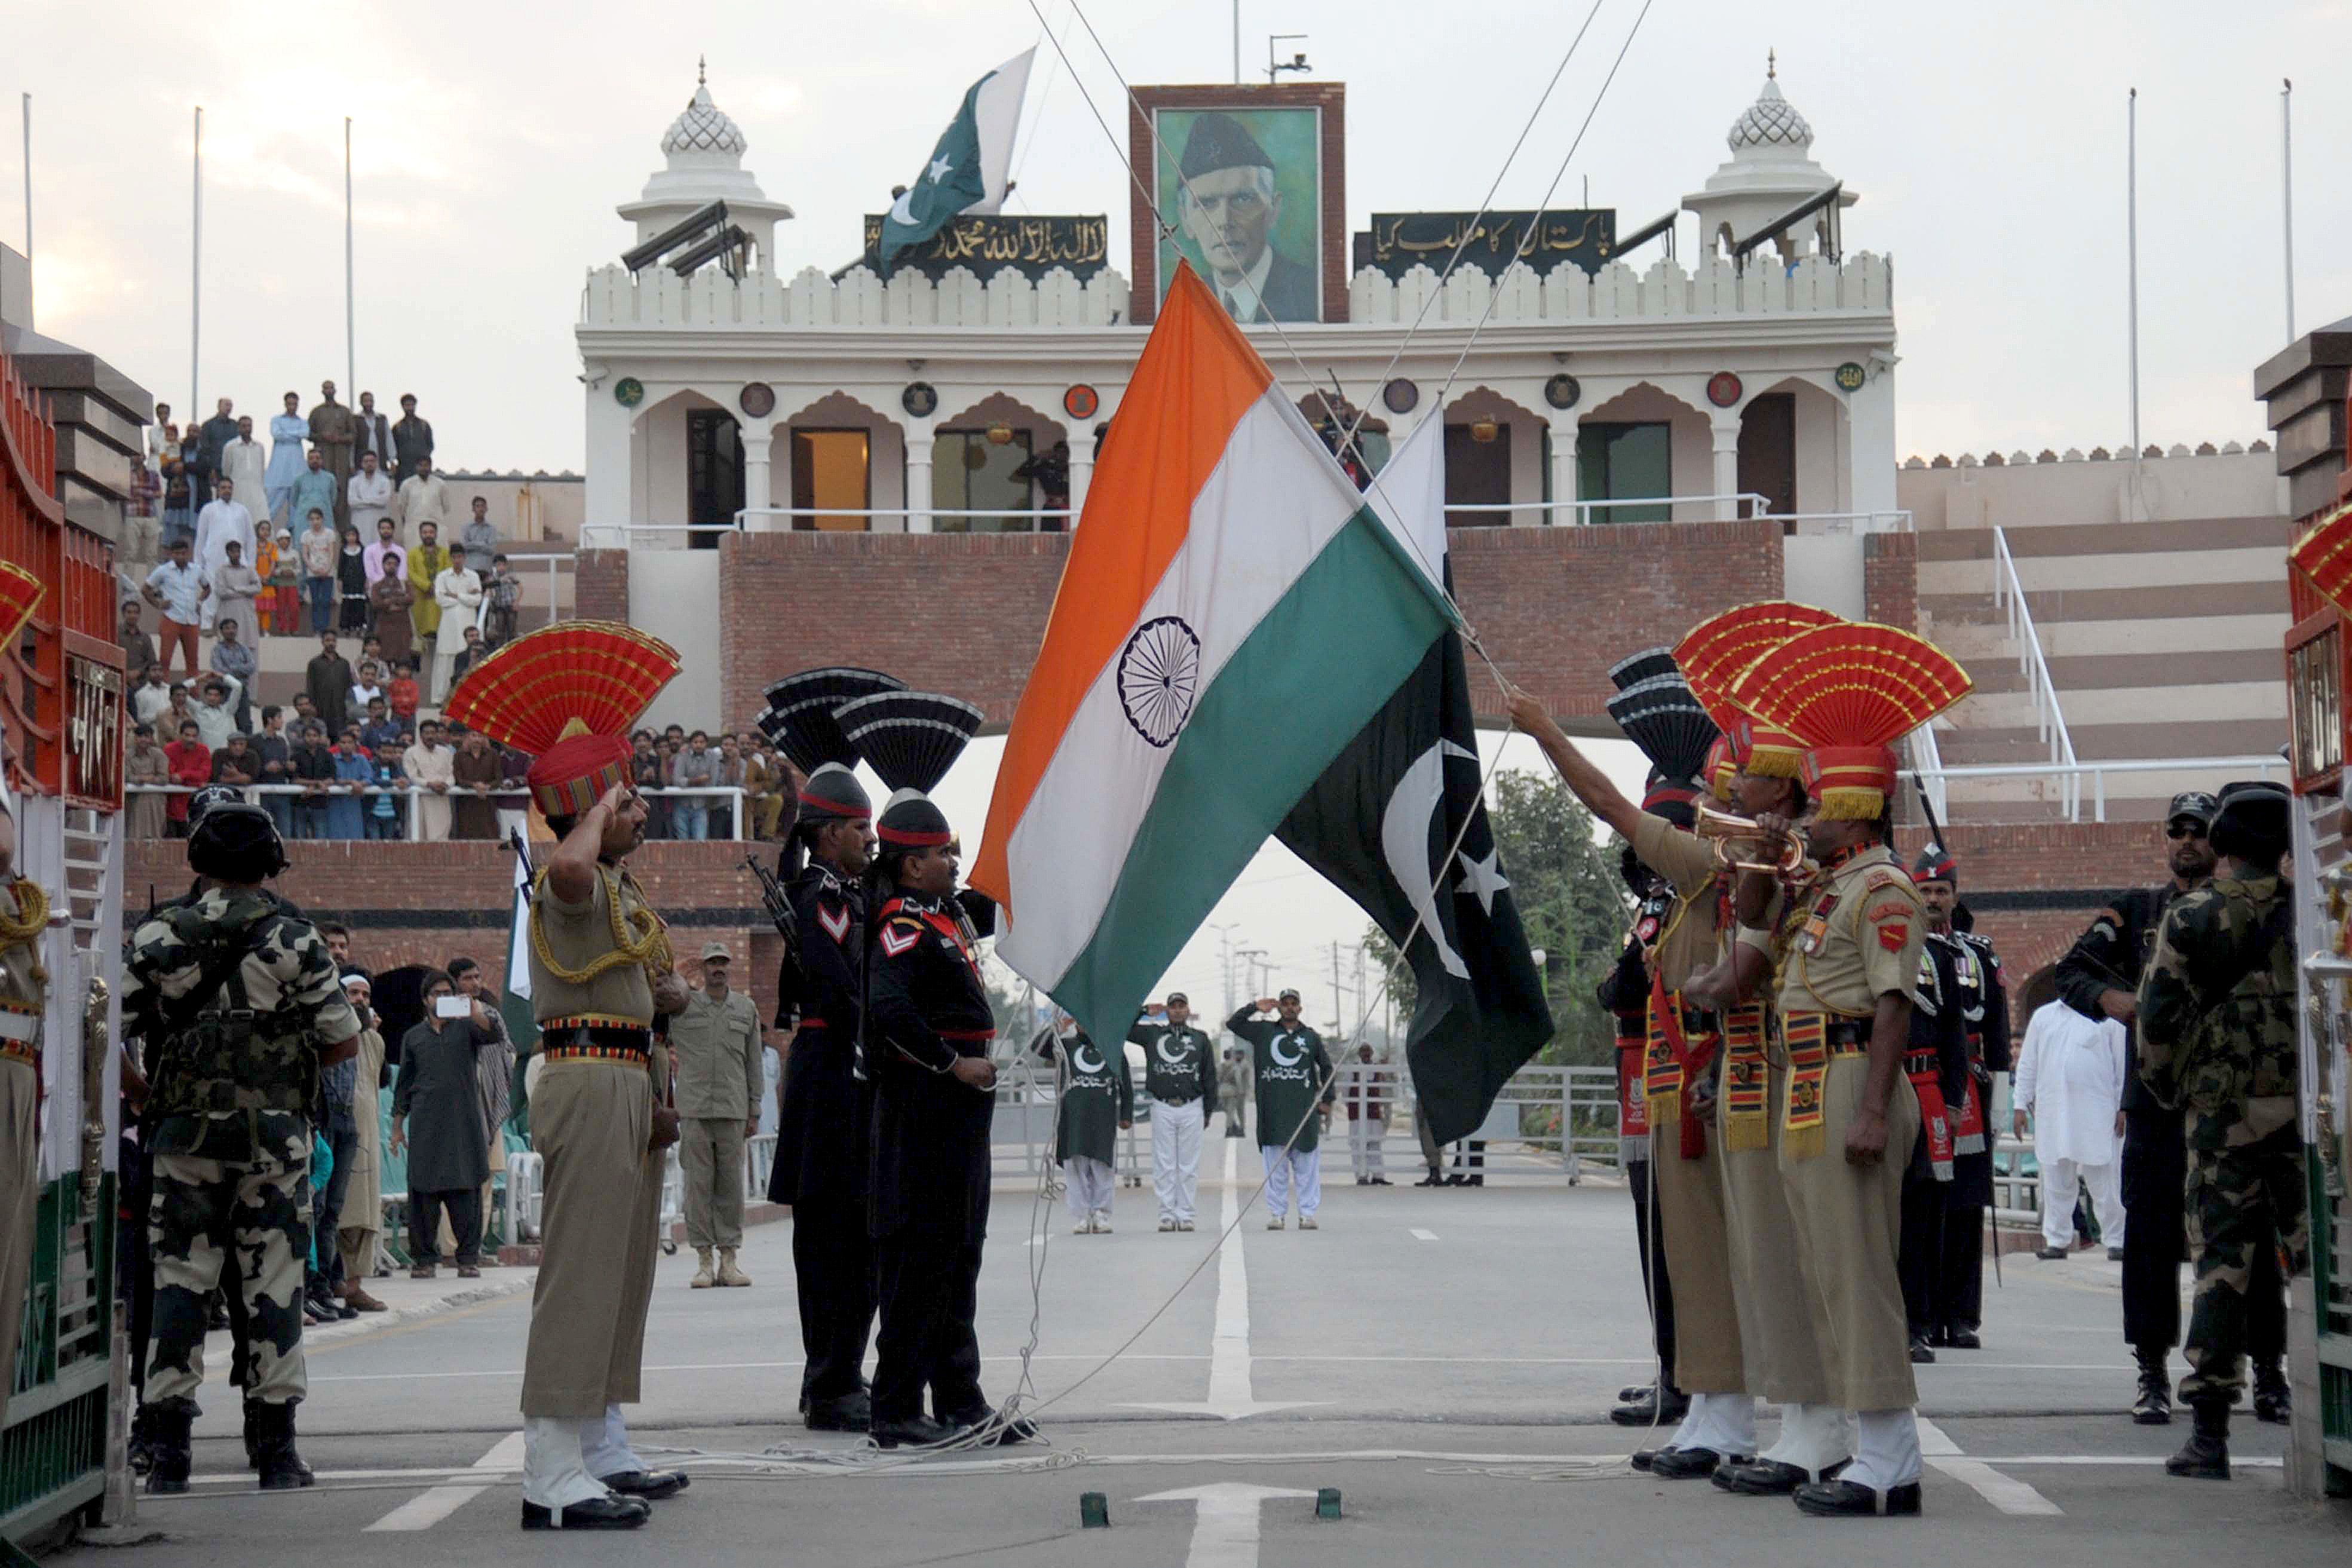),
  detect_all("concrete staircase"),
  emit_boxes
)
[1916,515,2294,821]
